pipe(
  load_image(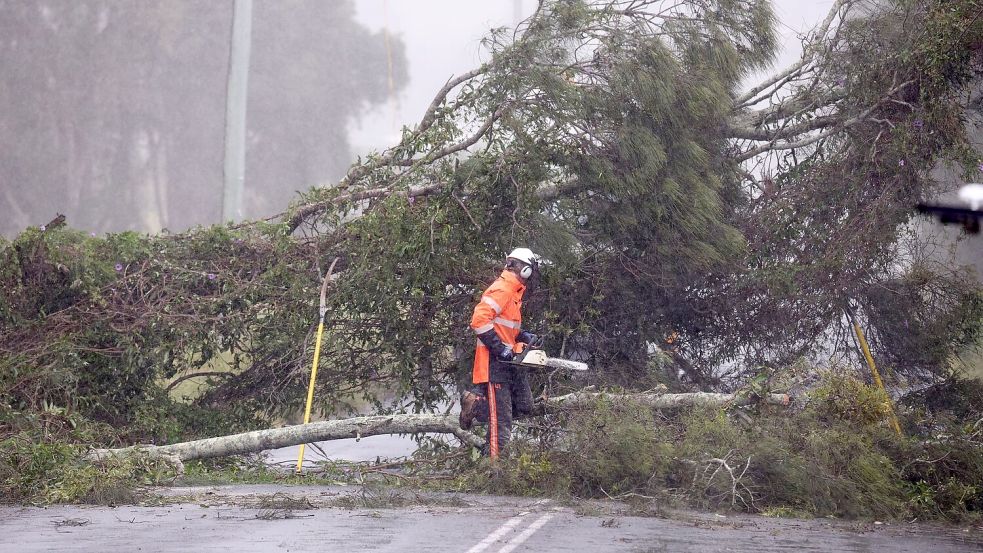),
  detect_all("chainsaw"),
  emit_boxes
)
[511,347,589,371]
